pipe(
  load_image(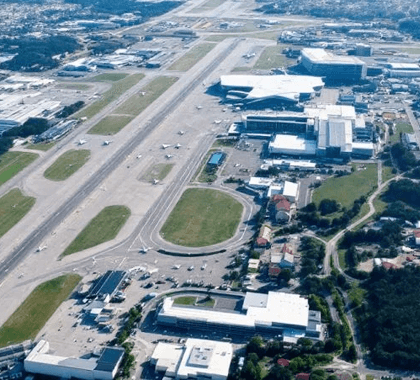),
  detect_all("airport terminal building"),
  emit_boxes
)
[301,48,367,82]
[157,292,322,342]
[243,105,375,158]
